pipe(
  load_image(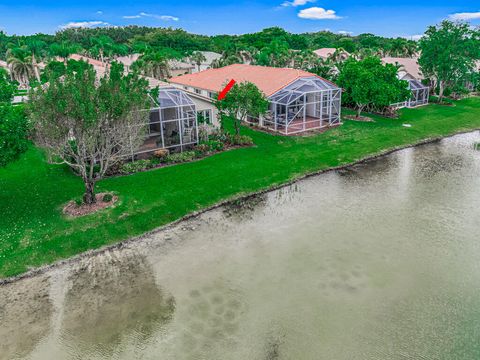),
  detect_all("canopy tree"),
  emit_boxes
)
[215,81,269,135]
[28,62,151,204]
[419,21,480,102]
[337,57,411,117]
